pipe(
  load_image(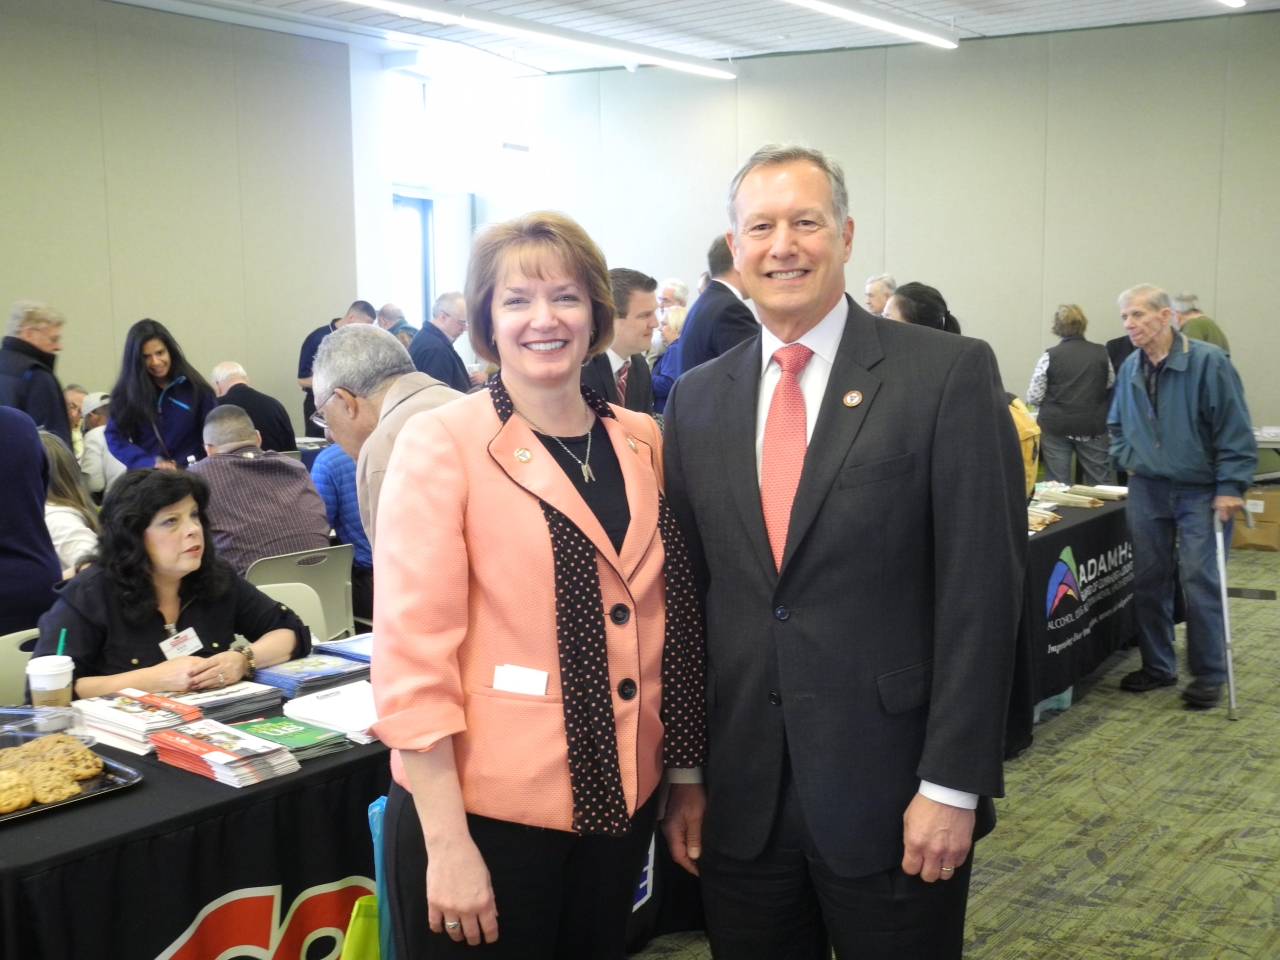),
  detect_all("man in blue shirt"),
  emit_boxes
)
[310,442,374,621]
[1109,284,1256,709]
